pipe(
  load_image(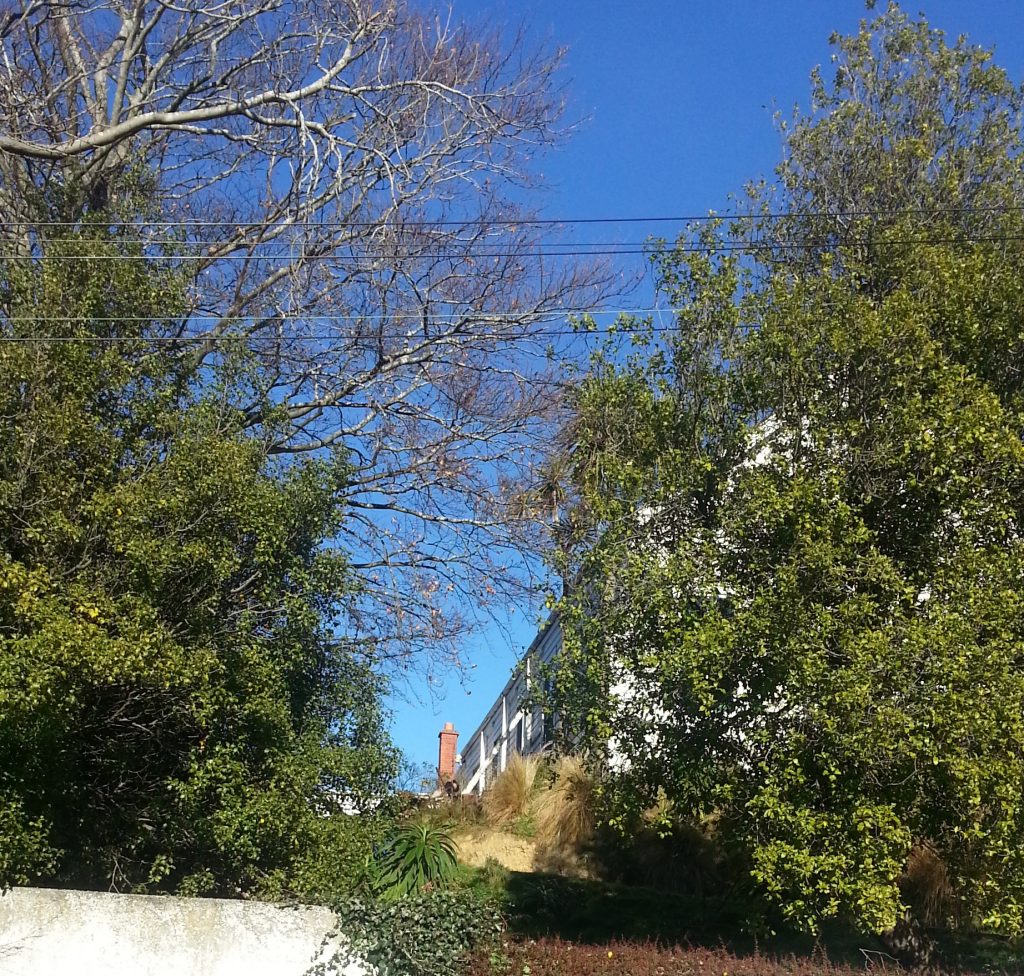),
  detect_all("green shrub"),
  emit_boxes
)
[0,797,56,889]
[327,888,504,976]
[593,810,723,897]
[277,810,395,904]
[376,821,459,900]
[512,813,537,838]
